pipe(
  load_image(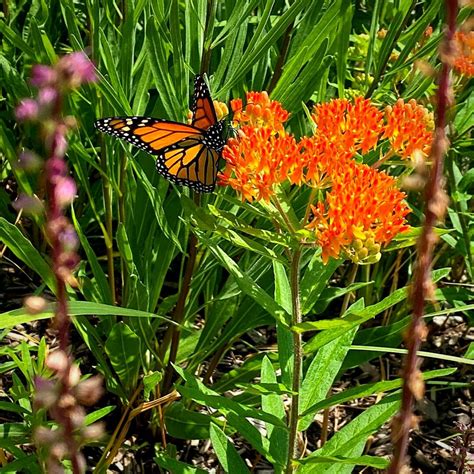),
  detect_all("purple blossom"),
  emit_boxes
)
[30,65,57,87]
[38,87,59,108]
[46,157,68,177]
[58,226,79,252]
[15,99,39,121]
[58,52,97,87]
[54,176,77,208]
